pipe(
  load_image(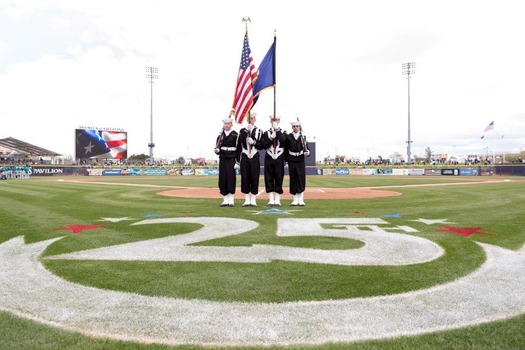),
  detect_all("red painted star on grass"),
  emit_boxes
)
[56,224,103,234]
[437,225,491,237]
